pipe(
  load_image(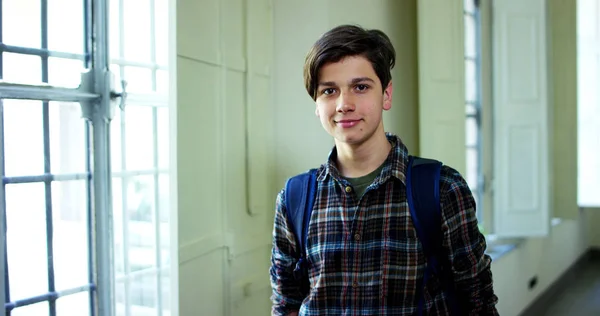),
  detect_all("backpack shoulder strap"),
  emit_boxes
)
[284,168,318,280]
[406,155,443,258]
